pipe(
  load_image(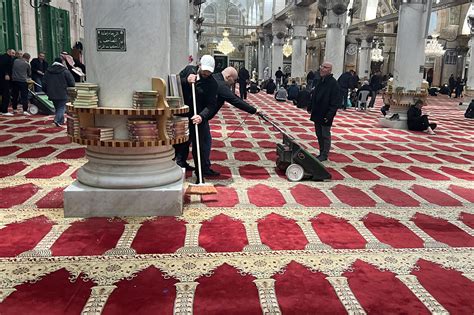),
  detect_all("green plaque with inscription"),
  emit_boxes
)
[96,28,126,52]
